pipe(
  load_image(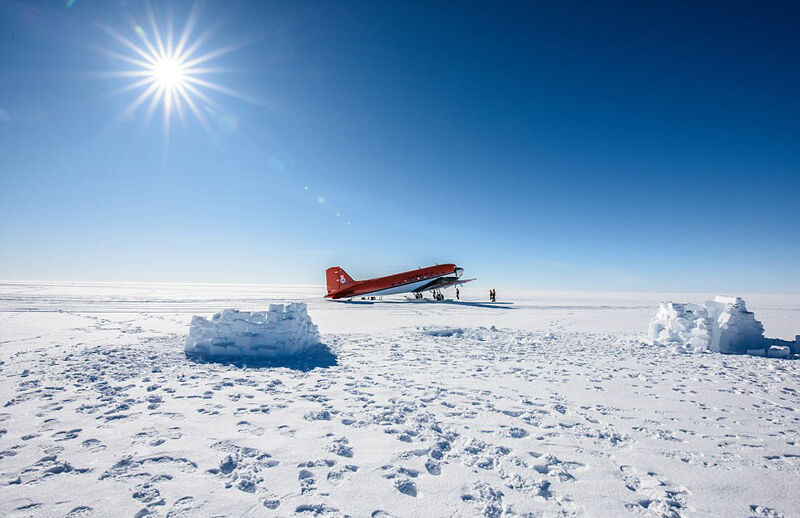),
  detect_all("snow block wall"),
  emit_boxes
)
[648,302,711,349]
[185,304,321,360]
[648,296,766,354]
[704,297,765,354]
